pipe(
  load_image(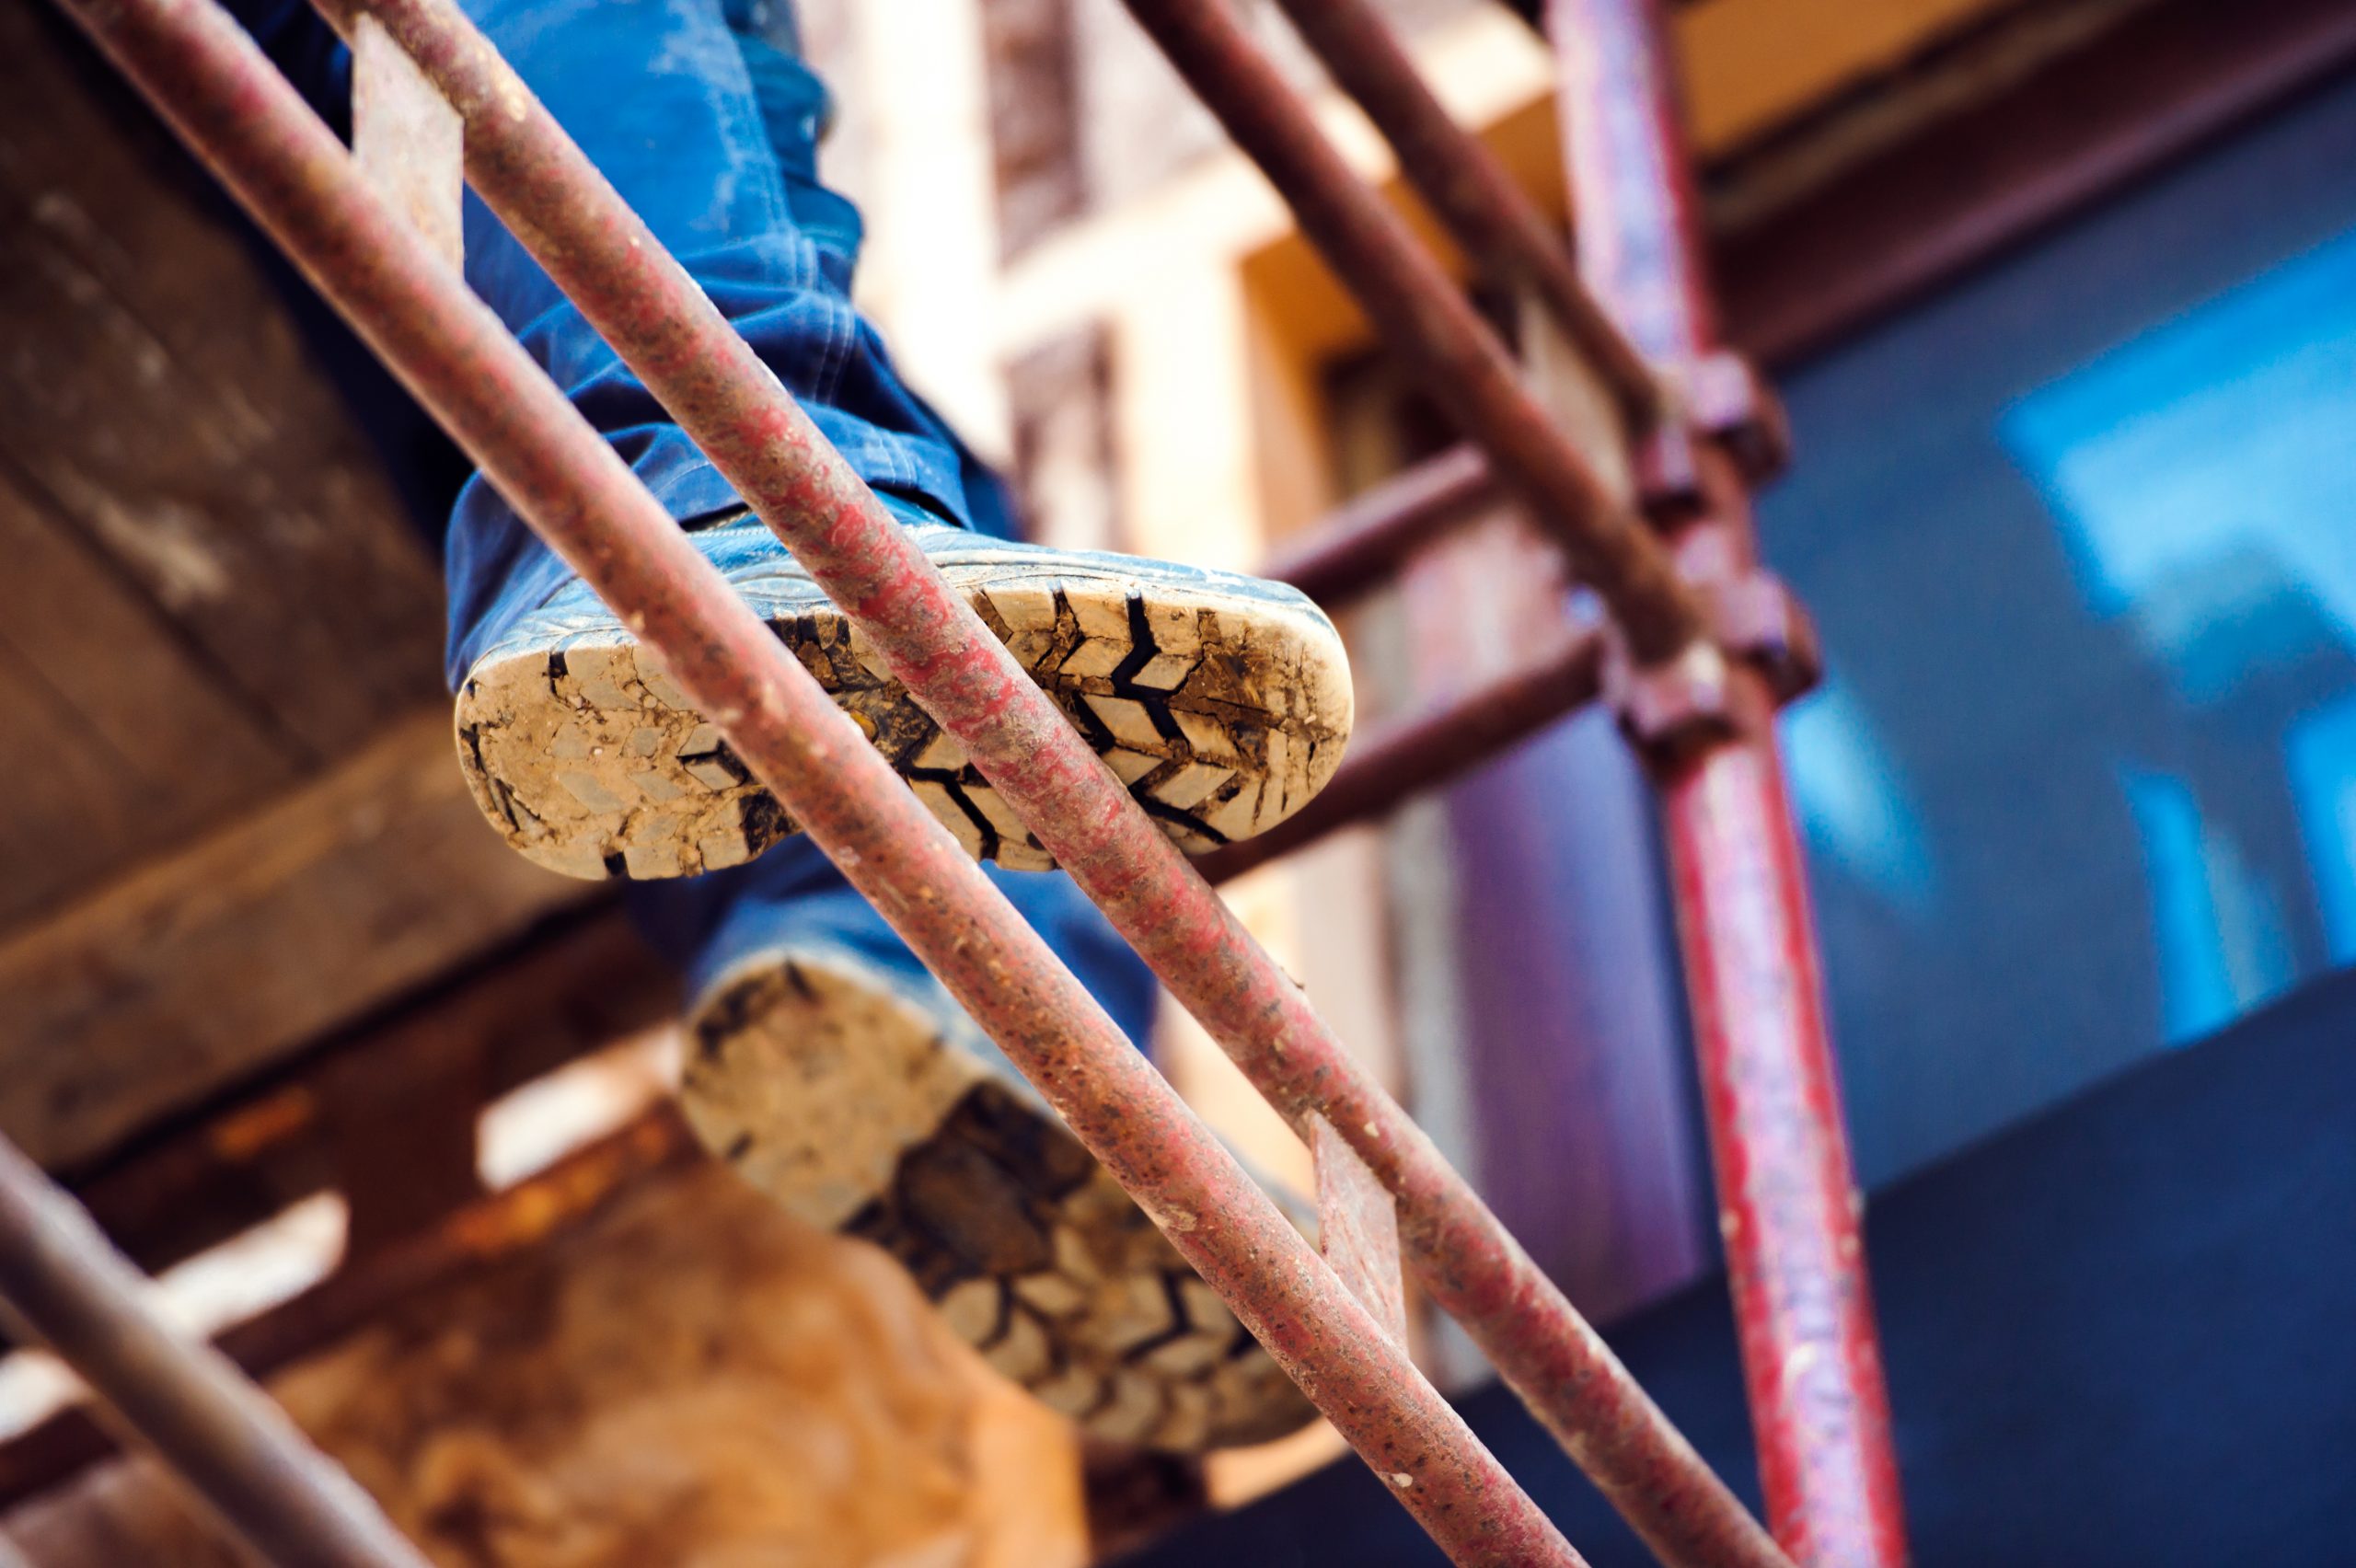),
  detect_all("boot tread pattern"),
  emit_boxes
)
[454,540,1351,881]
[680,956,1314,1452]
